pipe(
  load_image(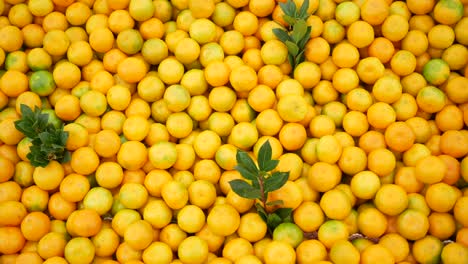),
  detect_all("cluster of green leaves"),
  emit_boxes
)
[273,0,312,70]
[14,104,70,167]
[229,140,292,234]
